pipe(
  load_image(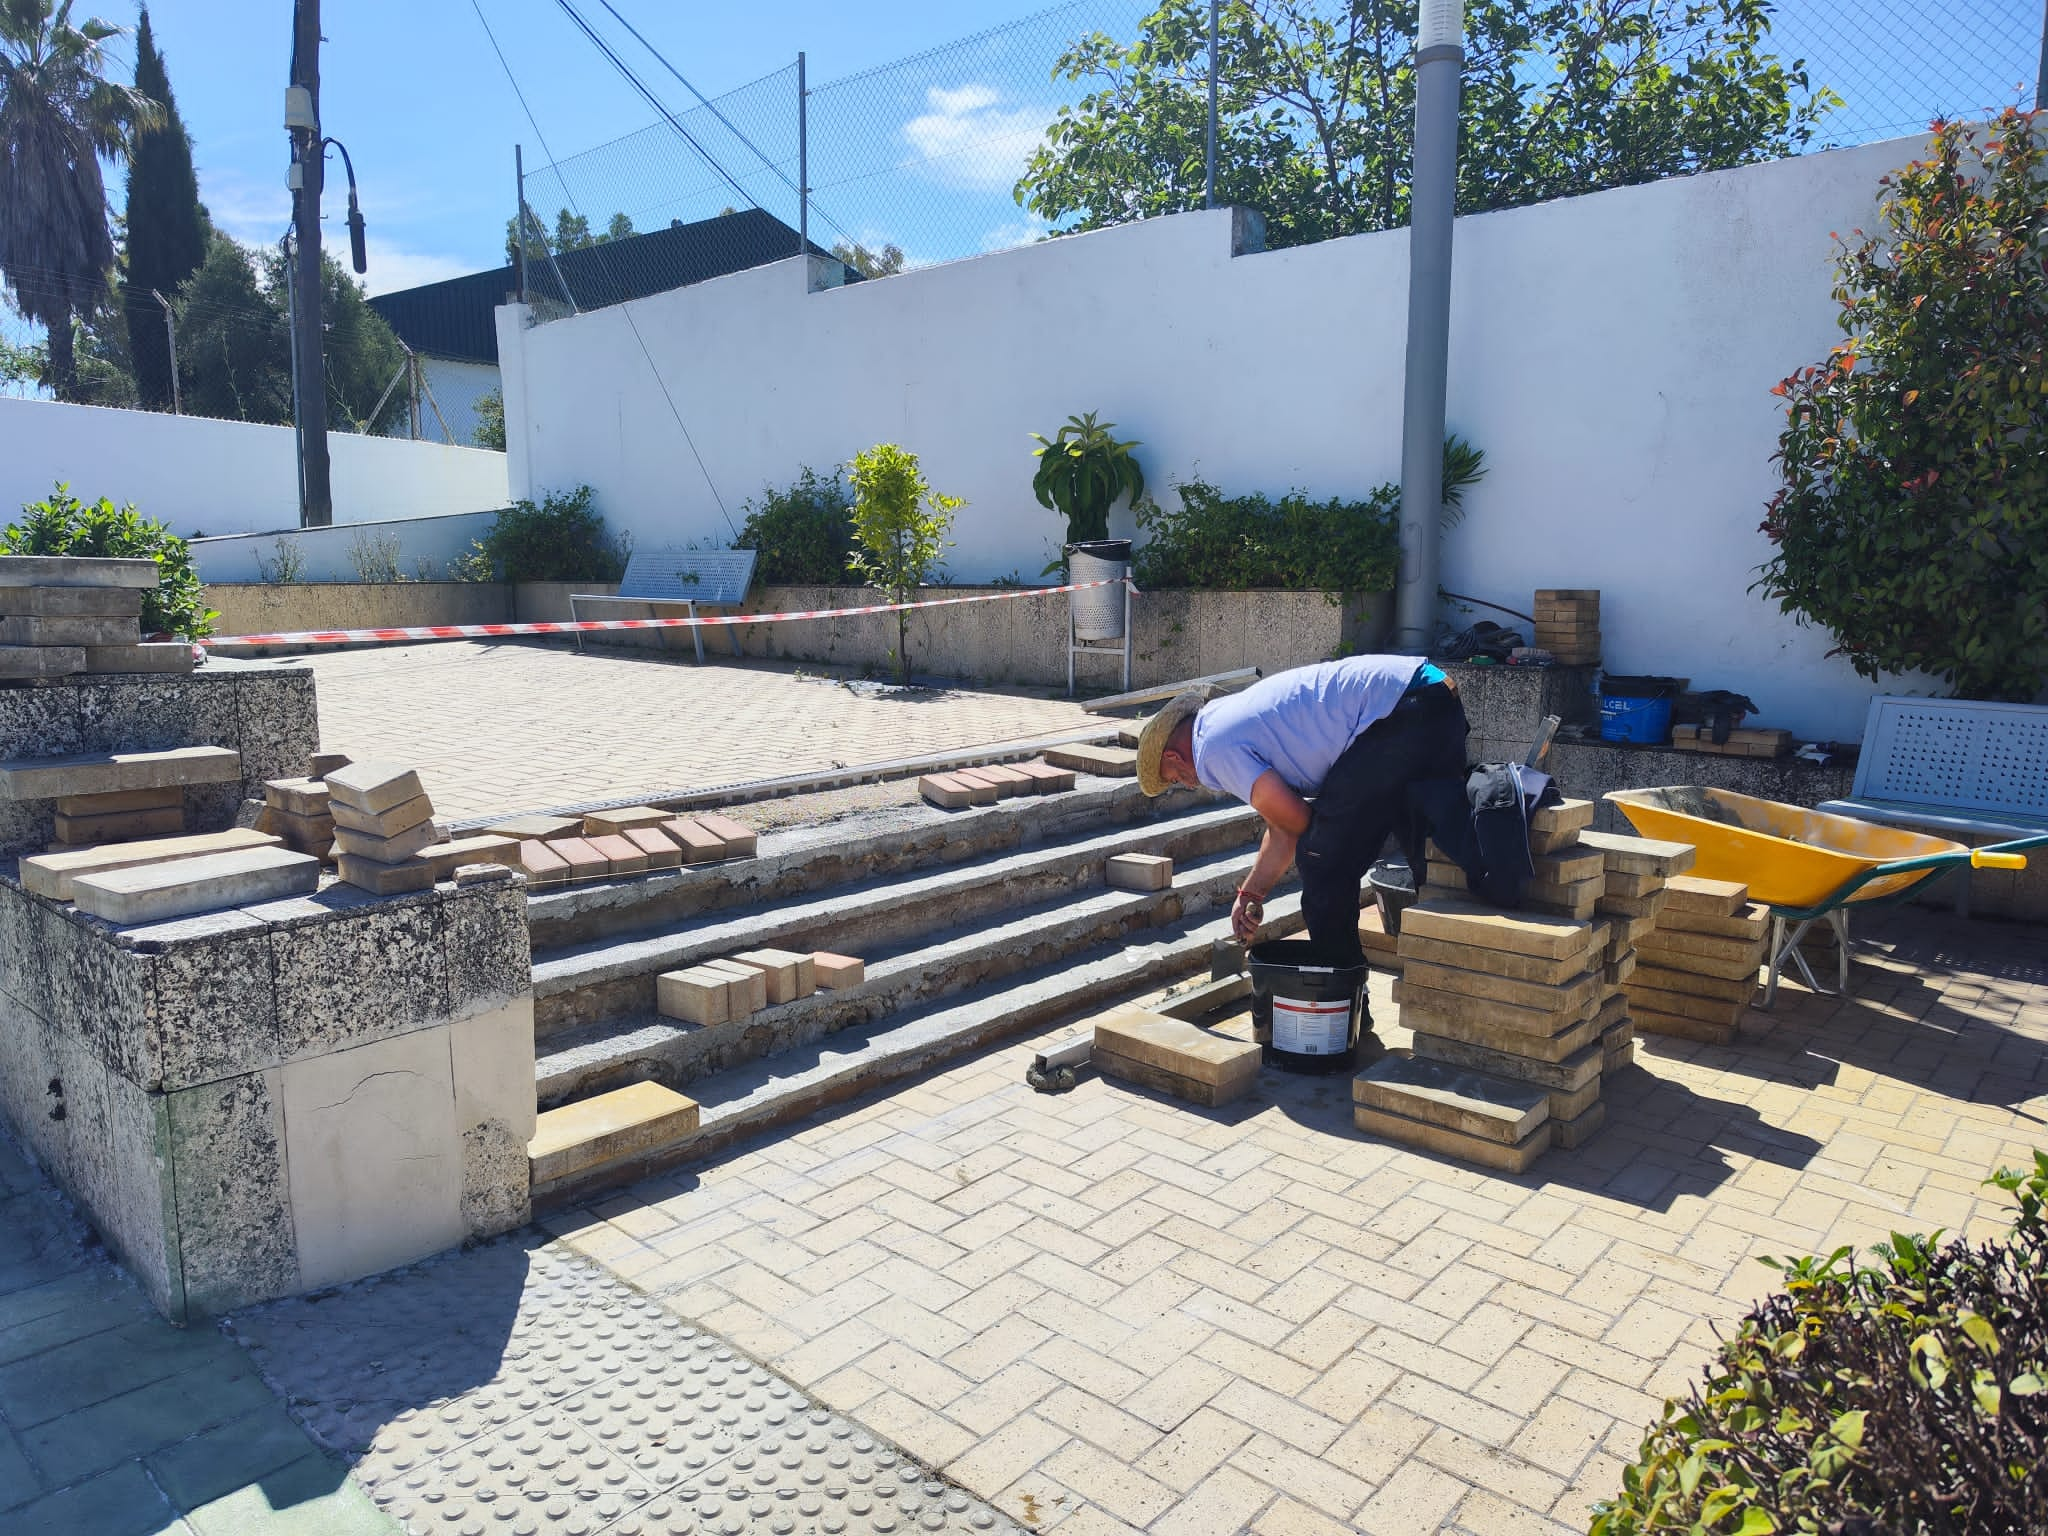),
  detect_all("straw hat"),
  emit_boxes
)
[1135,691,1207,796]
